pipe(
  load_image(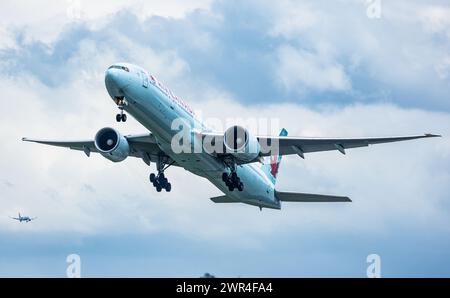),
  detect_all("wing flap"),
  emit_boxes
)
[275,191,351,202]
